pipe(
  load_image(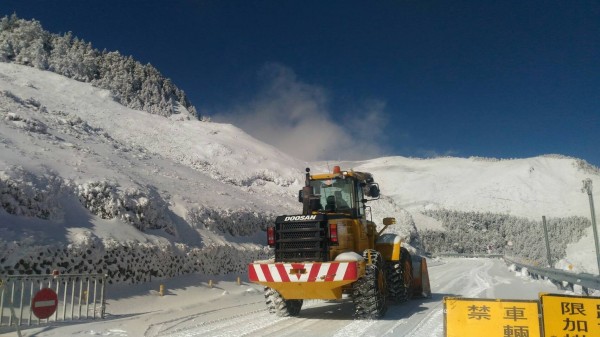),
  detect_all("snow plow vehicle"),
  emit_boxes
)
[248,166,431,318]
